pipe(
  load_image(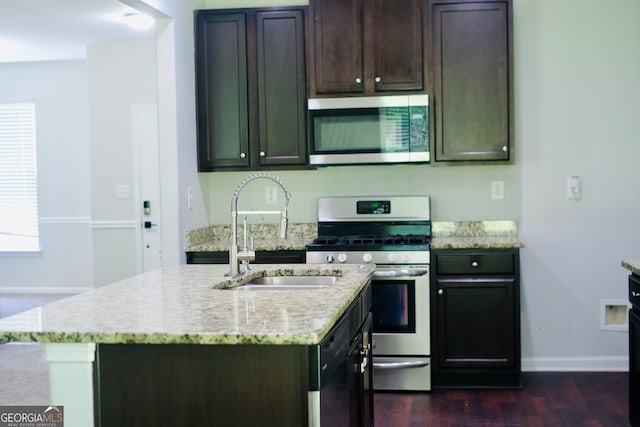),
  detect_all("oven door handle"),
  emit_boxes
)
[373,268,429,277]
[373,360,430,370]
